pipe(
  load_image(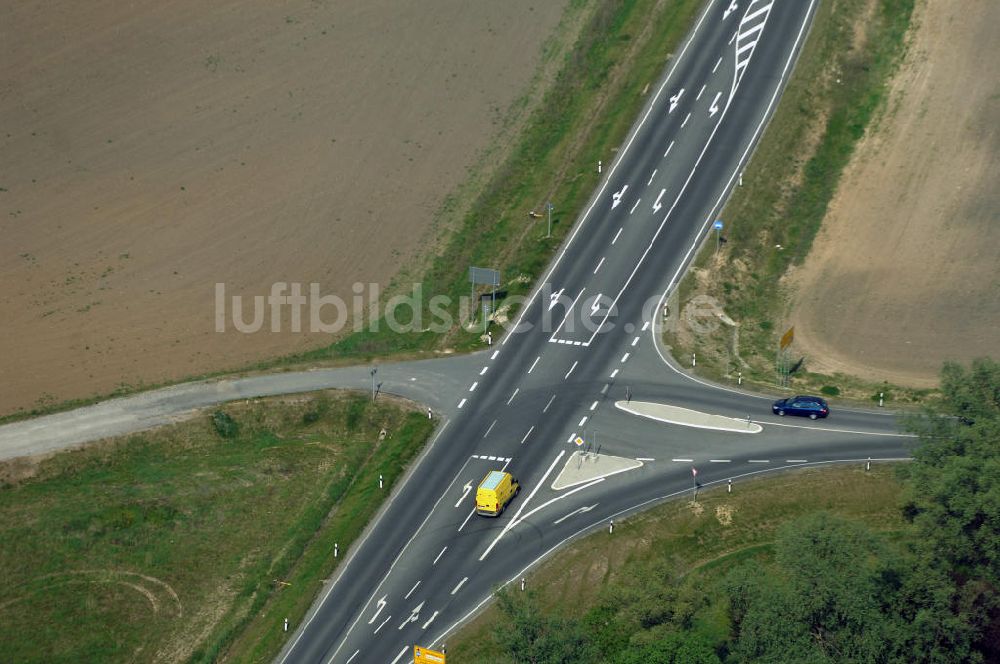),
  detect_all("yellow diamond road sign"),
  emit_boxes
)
[574,436,585,447]
[779,326,795,351]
